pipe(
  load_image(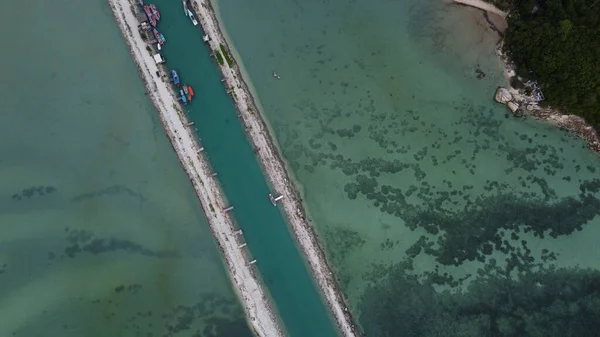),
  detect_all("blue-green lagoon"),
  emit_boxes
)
[0,0,253,336]
[216,0,600,335]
